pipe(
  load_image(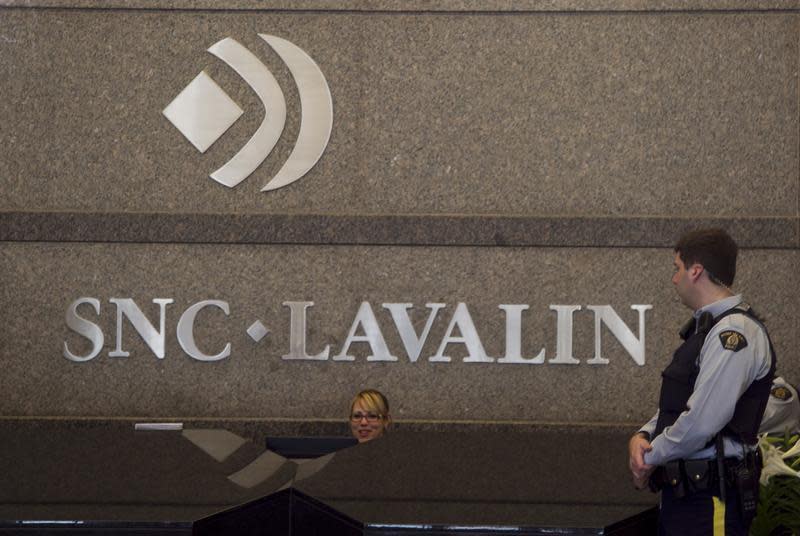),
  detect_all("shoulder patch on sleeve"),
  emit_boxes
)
[718,330,748,352]
[771,386,793,401]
